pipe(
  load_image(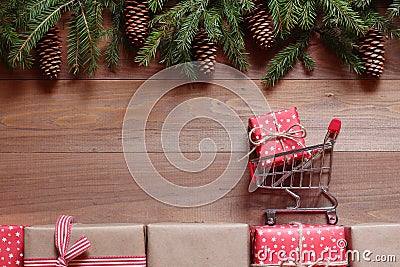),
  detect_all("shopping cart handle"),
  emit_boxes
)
[328,118,341,134]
